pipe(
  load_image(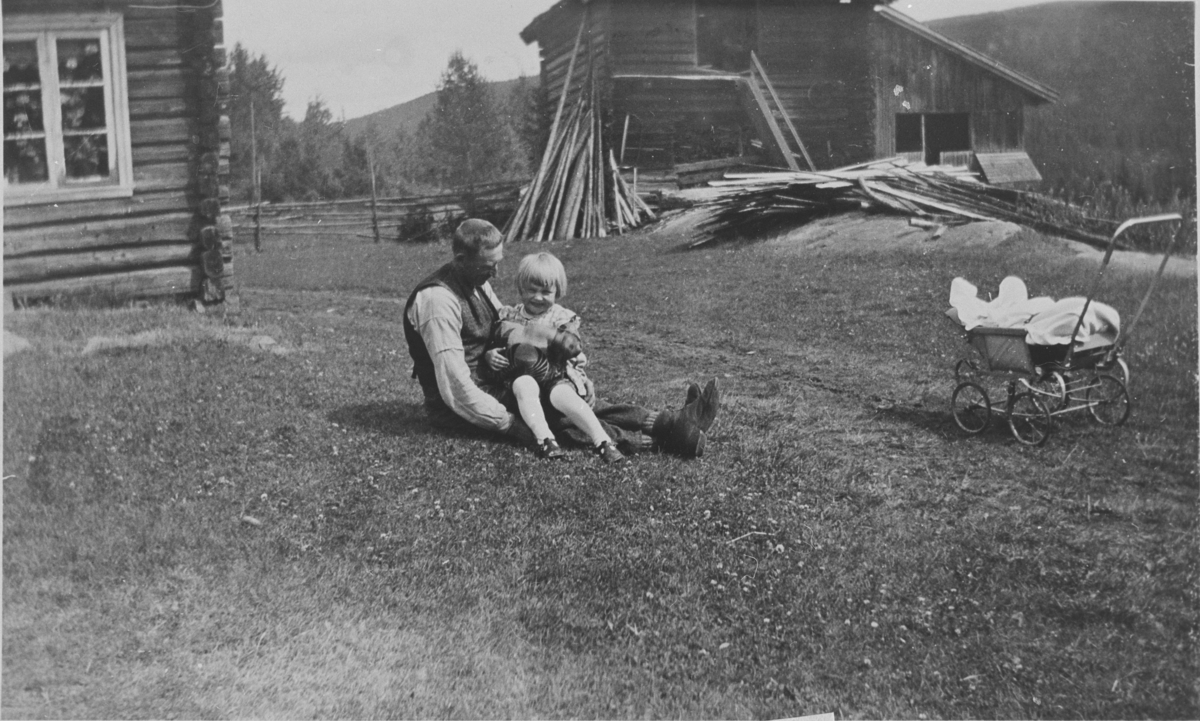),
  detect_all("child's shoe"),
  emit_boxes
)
[536,437,566,460]
[594,440,626,464]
